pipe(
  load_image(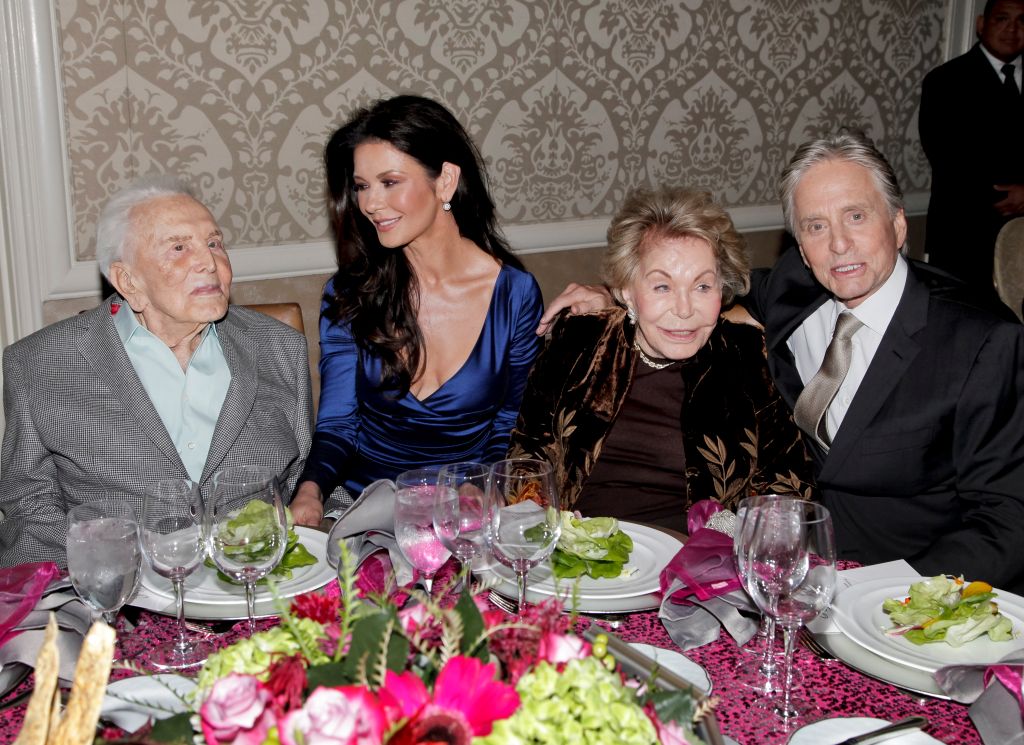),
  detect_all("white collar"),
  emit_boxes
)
[980,42,1020,78]
[833,254,907,335]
